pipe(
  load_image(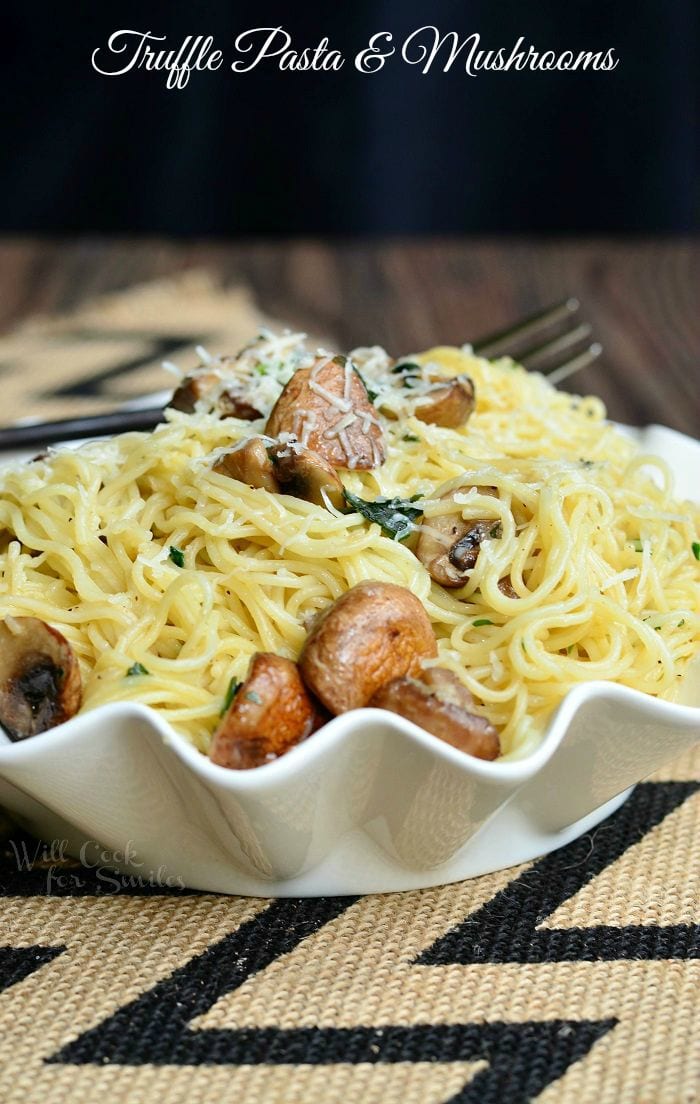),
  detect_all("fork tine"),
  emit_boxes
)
[519,323,593,372]
[472,297,579,358]
[545,342,603,386]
